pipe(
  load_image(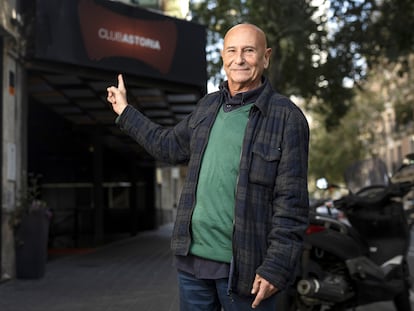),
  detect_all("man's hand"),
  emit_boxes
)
[107,74,128,116]
[251,274,278,309]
